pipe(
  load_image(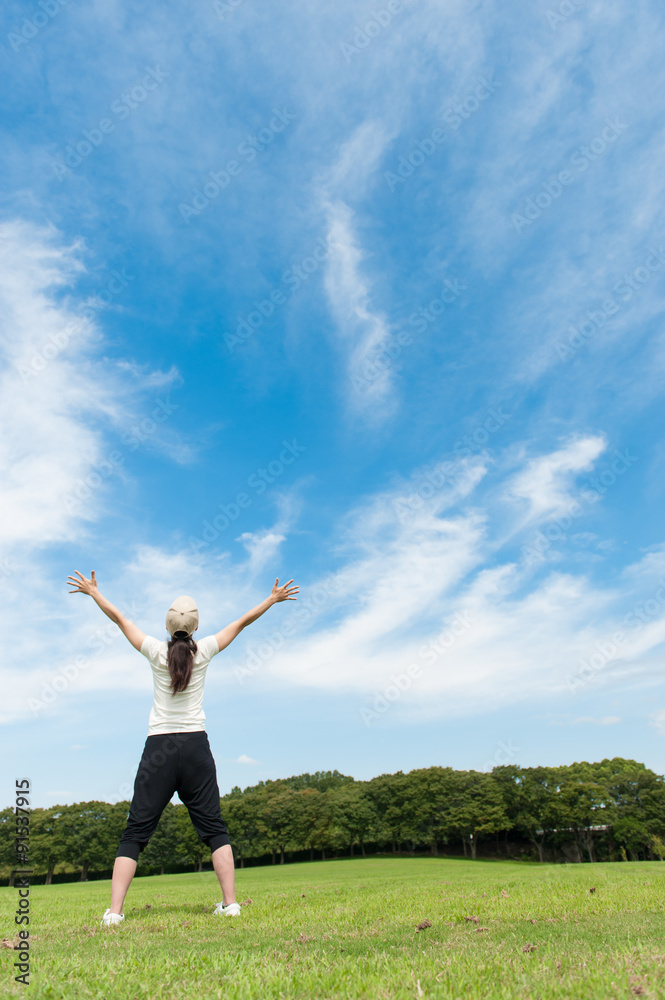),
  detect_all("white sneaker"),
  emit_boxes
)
[101,908,125,927]
[213,901,241,917]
